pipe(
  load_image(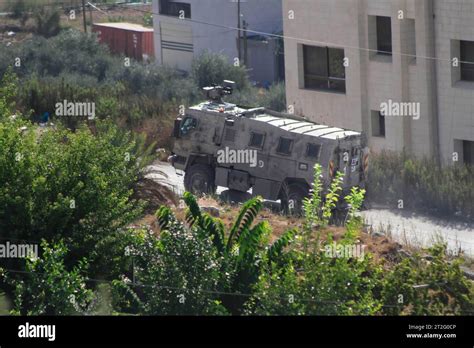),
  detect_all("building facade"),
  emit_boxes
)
[152,0,284,85]
[283,0,474,165]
